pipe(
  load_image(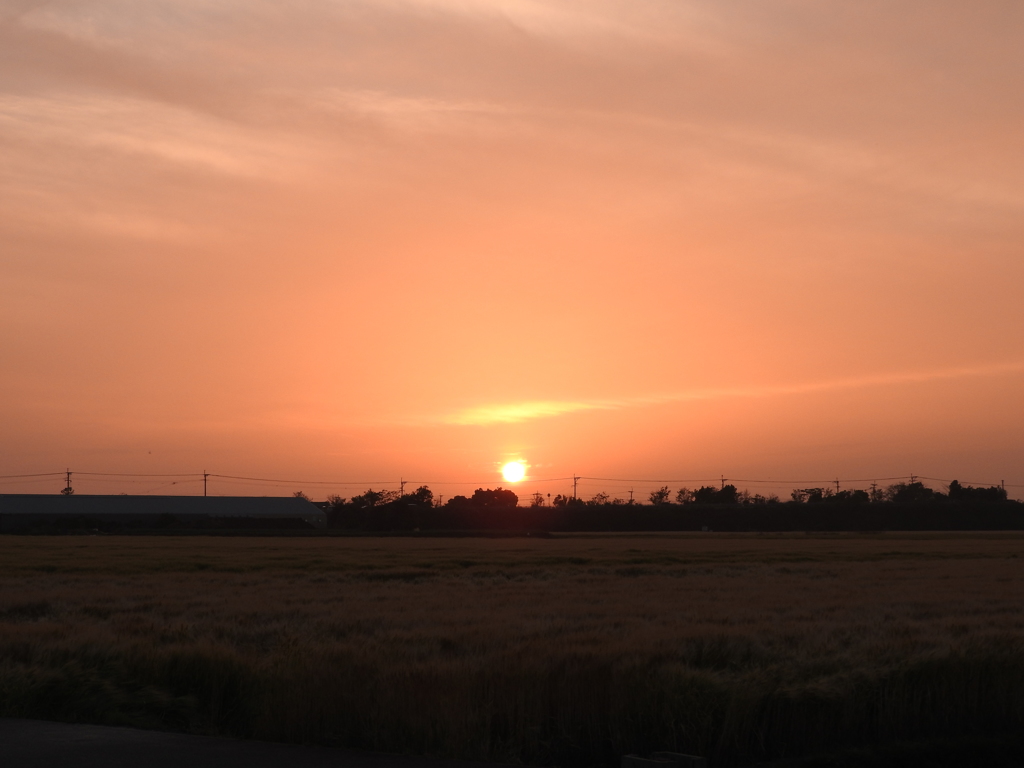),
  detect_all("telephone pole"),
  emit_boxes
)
[572,475,579,499]
[203,471,209,497]
[400,478,406,496]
